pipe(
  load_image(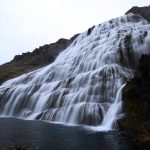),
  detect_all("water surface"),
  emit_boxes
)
[0,118,136,150]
